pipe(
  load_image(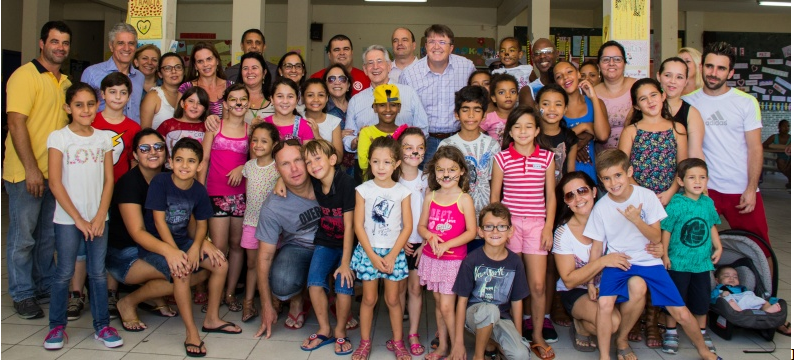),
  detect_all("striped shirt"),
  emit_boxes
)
[494,143,553,218]
[398,54,475,133]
